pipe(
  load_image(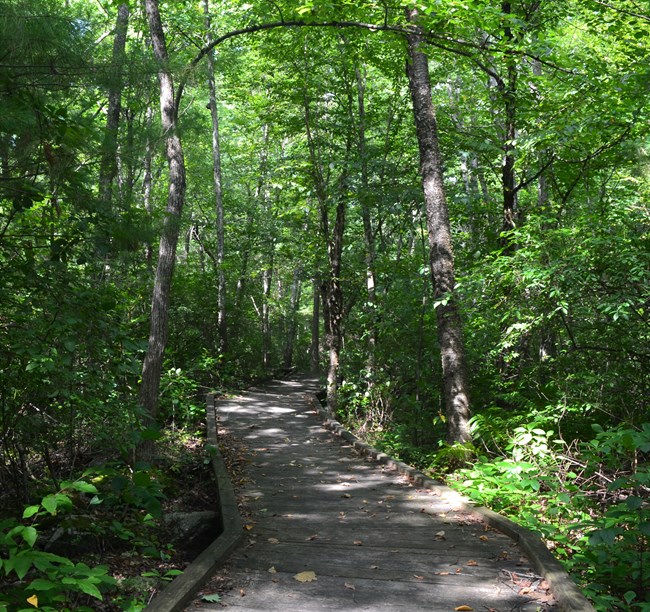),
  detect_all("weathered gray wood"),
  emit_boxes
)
[188,378,570,611]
